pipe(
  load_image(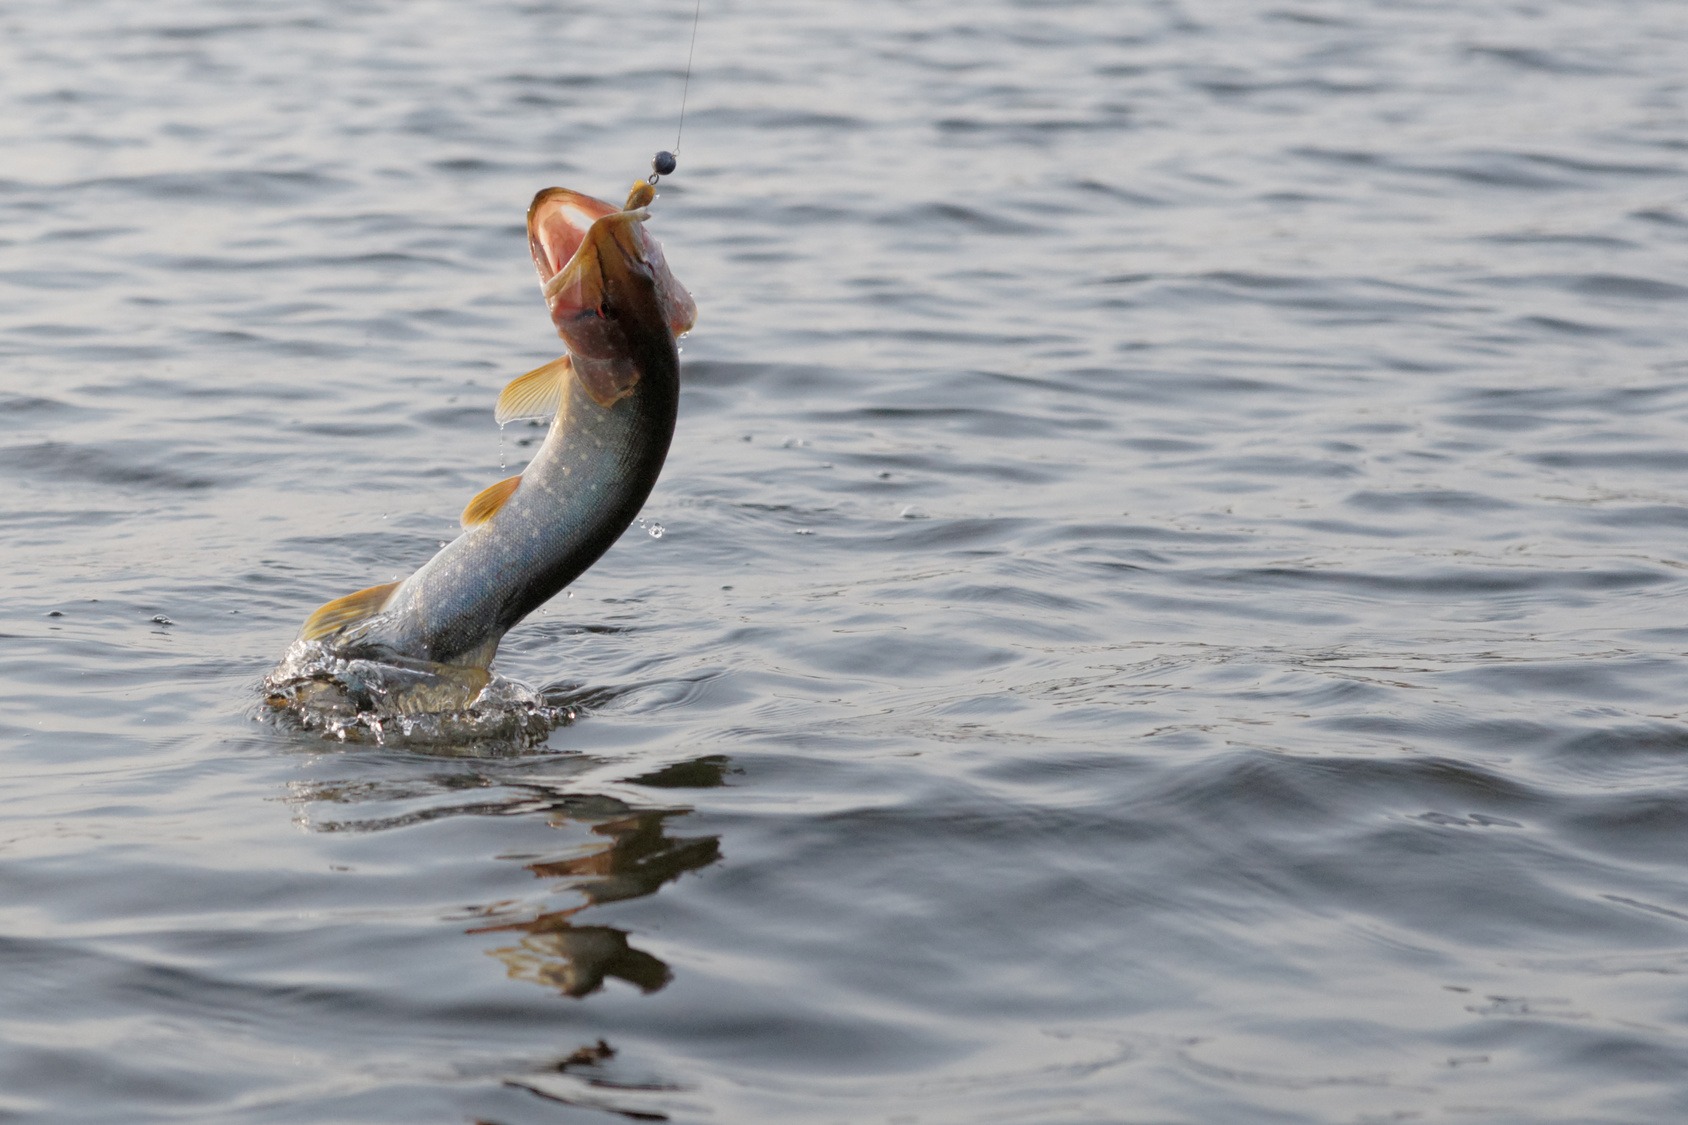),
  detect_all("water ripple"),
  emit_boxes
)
[6,0,1688,1121]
